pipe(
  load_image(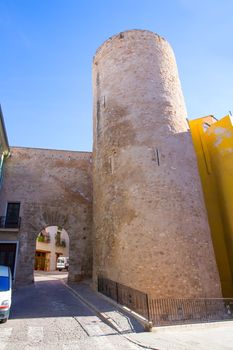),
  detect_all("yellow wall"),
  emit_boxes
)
[189,115,233,297]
